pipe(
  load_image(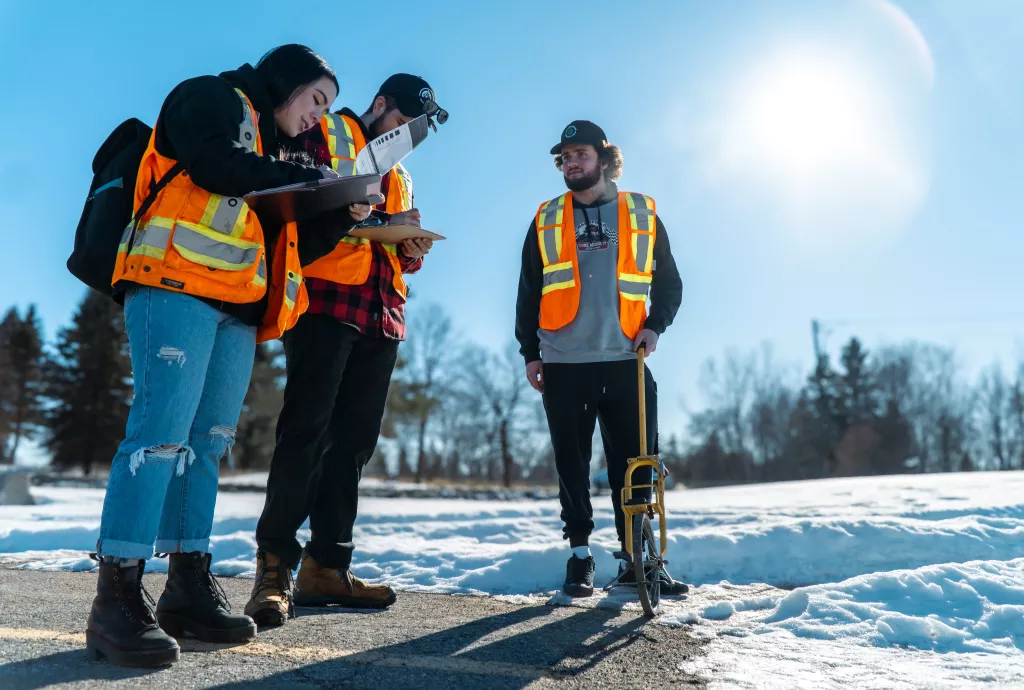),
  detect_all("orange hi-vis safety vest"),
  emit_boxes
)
[535,191,656,339]
[302,113,413,297]
[112,88,307,343]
